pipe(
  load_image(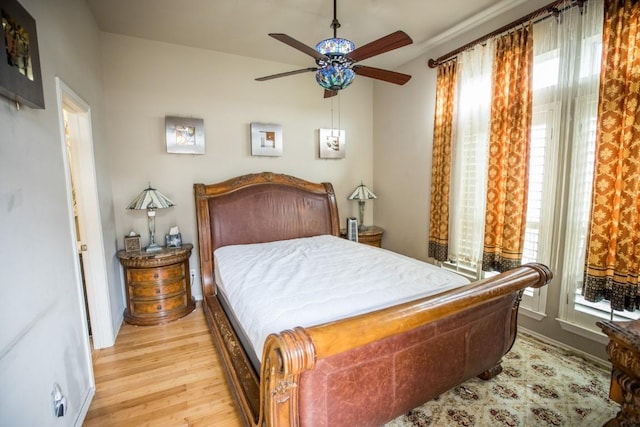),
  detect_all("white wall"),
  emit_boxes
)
[101,34,376,300]
[373,0,607,359]
[0,0,114,425]
[372,59,437,257]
